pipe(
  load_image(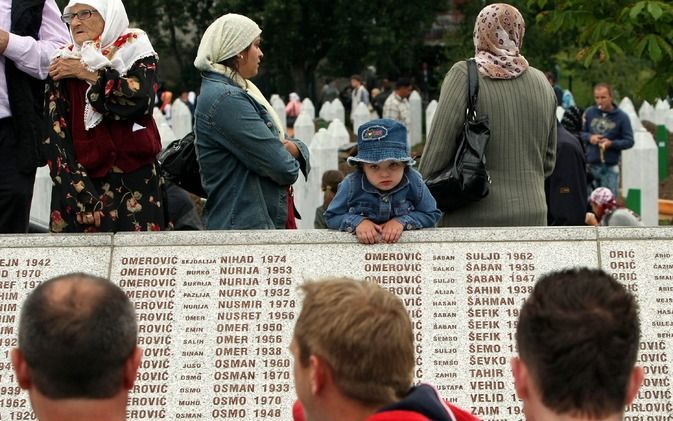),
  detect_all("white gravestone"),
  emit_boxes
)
[556,105,565,122]
[351,102,370,135]
[425,100,438,139]
[170,99,193,139]
[318,101,334,122]
[292,113,317,228]
[28,165,52,232]
[409,90,422,147]
[271,96,287,132]
[301,129,333,228]
[327,119,350,150]
[331,98,345,124]
[619,97,637,116]
[638,100,655,124]
[654,99,671,127]
[301,98,316,120]
[153,107,177,149]
[293,112,315,148]
[622,129,659,226]
[625,109,645,132]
